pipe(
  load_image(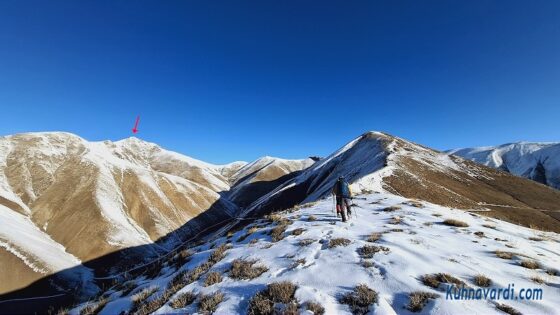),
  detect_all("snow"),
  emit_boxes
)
[0,204,88,276]
[448,142,560,189]
[79,193,560,315]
